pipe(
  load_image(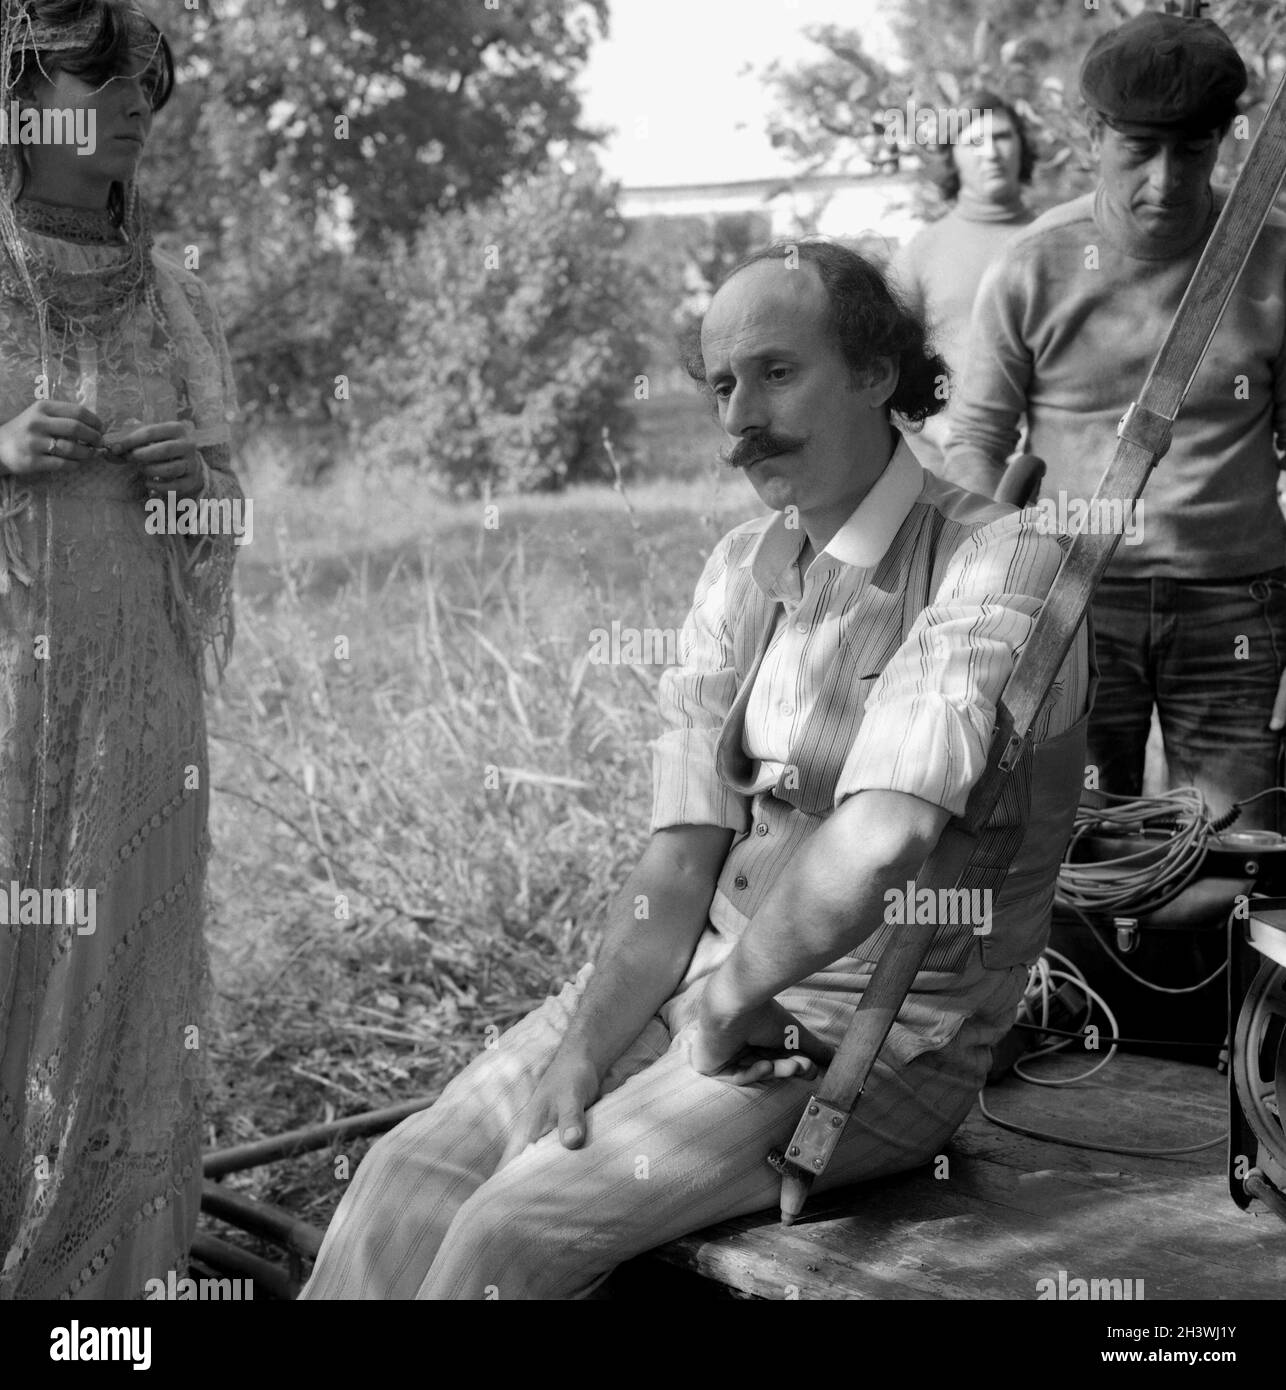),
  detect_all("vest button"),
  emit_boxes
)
[734,874,749,889]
